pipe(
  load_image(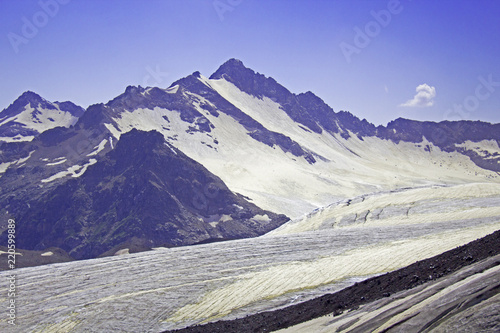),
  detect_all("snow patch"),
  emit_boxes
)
[104,123,122,139]
[16,150,35,165]
[0,162,13,174]
[0,135,35,142]
[165,143,177,155]
[456,140,500,160]
[251,214,271,223]
[46,159,67,166]
[166,85,179,94]
[41,159,97,183]
[87,139,108,156]
[114,249,130,256]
